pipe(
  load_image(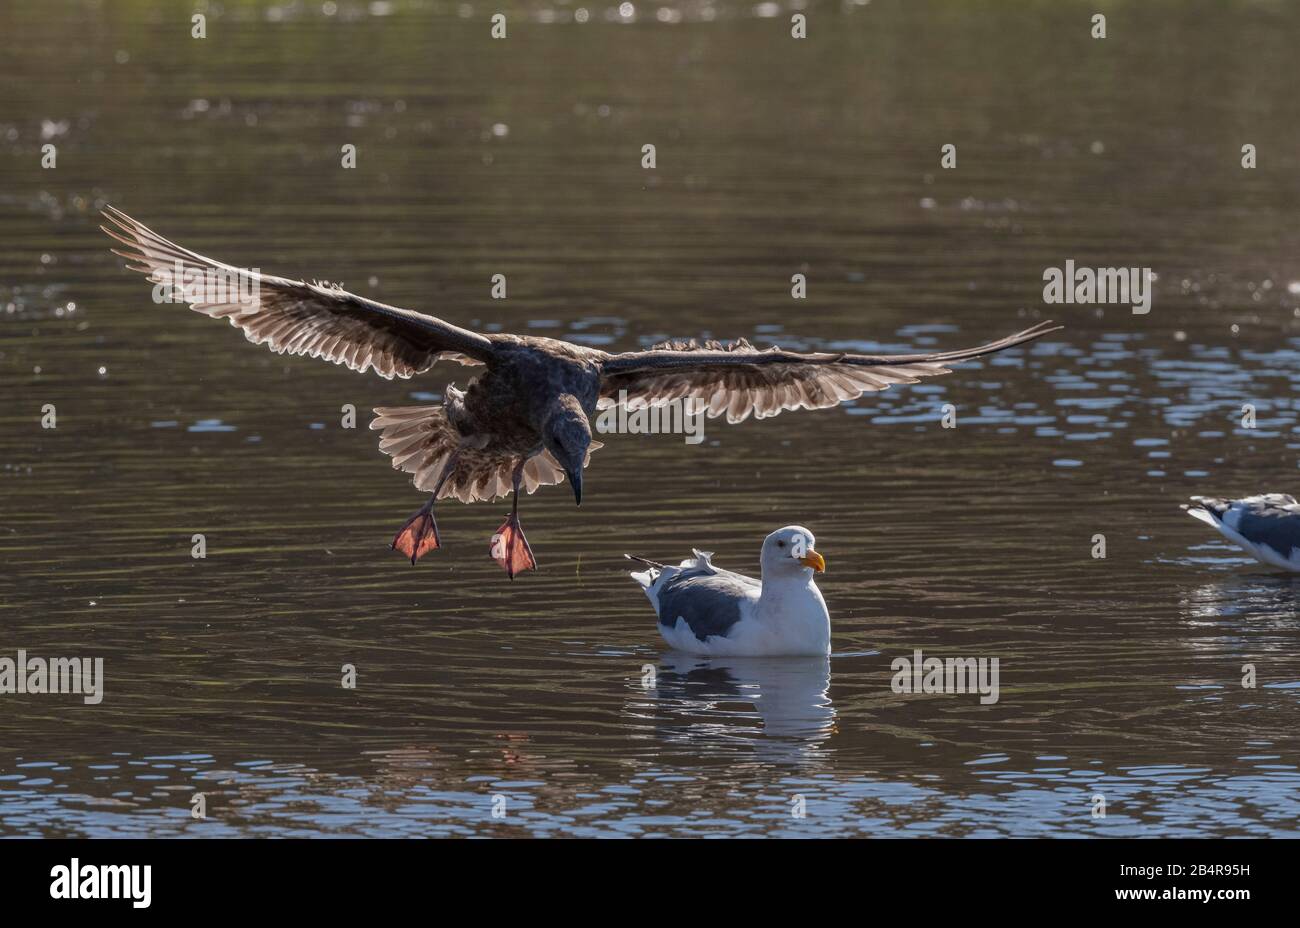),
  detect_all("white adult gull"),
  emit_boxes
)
[627,526,830,657]
[1184,494,1300,571]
